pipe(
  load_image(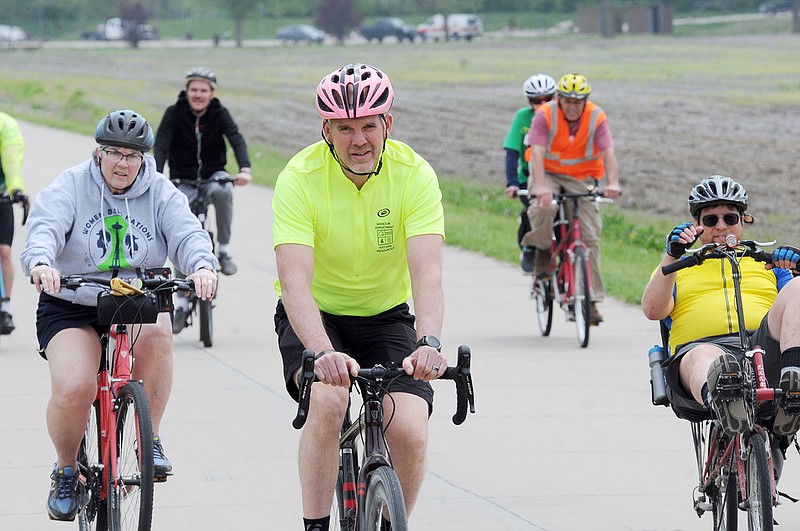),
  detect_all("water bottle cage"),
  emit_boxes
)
[714,373,745,402]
